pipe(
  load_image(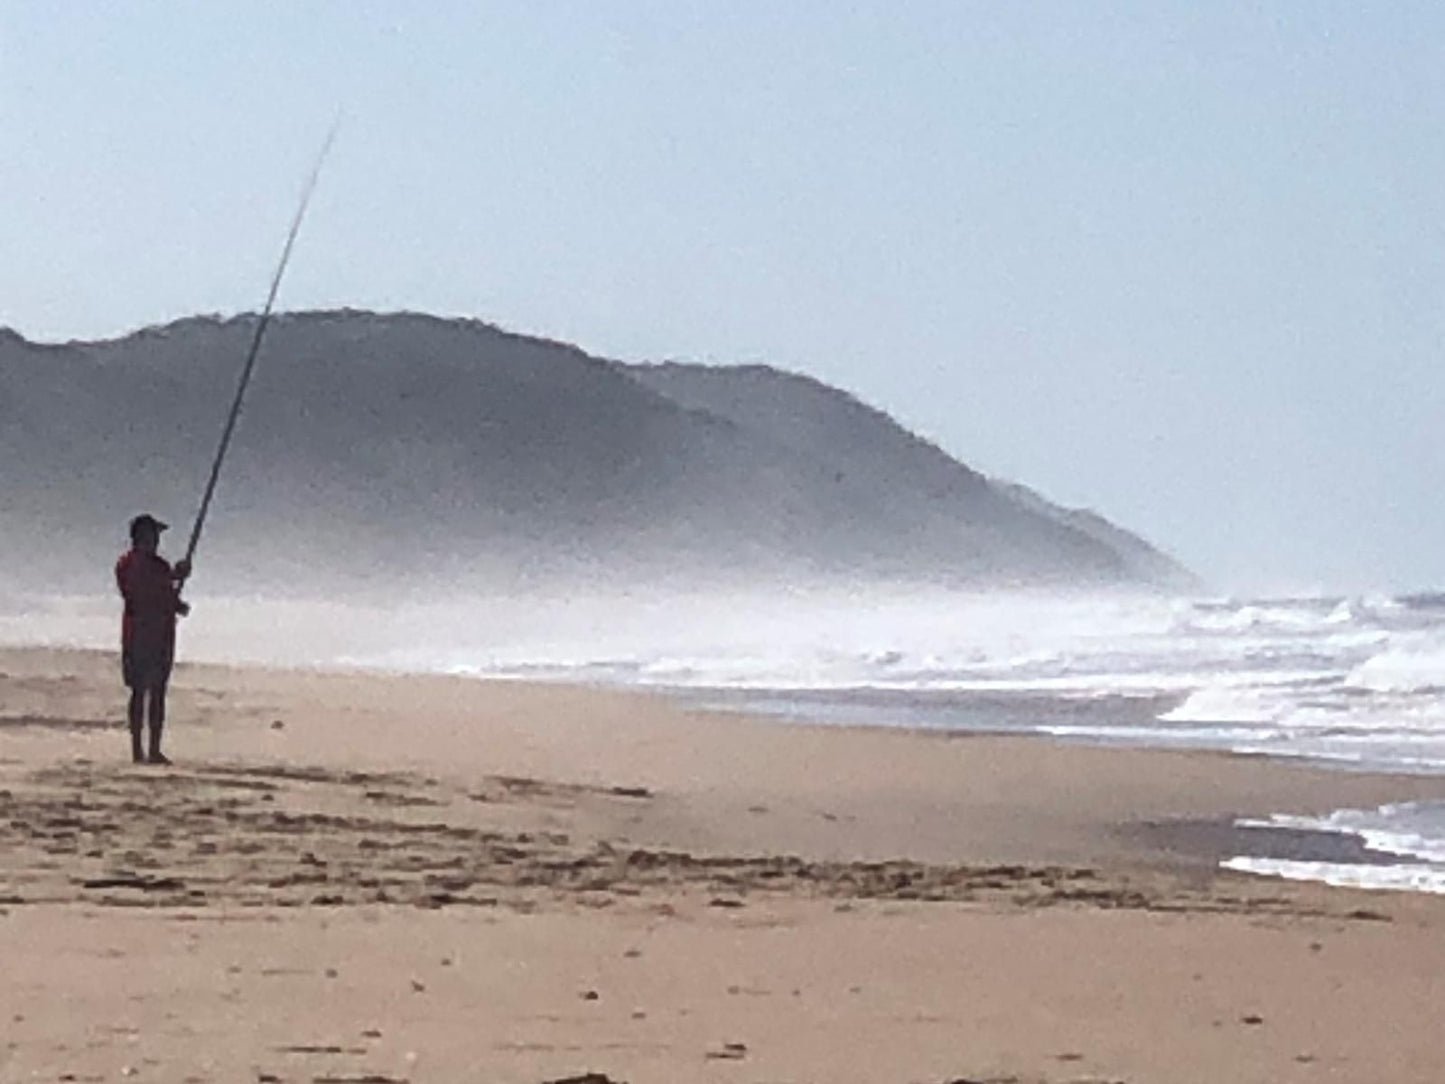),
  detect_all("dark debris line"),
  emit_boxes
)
[0,762,1337,919]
